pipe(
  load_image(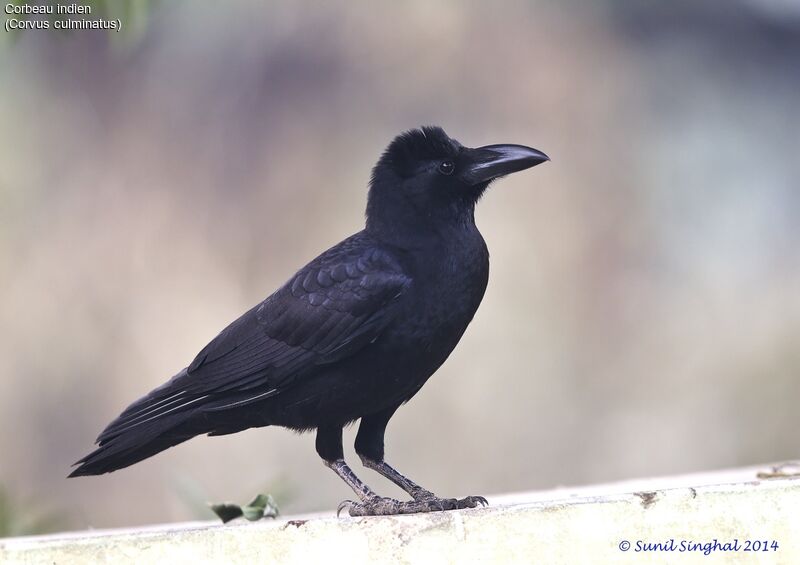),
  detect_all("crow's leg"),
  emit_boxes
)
[333,407,488,517]
[317,424,403,516]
